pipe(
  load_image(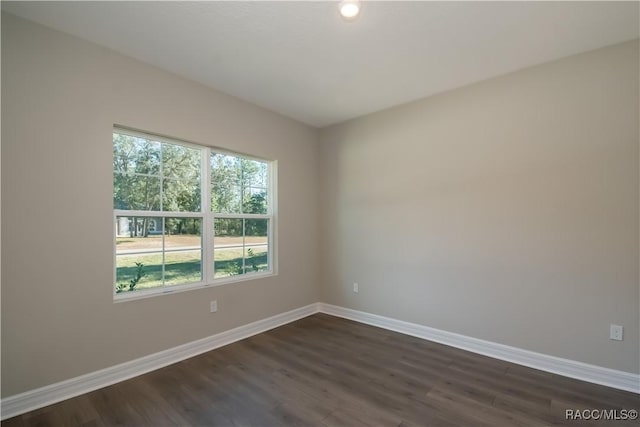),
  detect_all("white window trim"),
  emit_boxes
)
[113,127,277,302]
